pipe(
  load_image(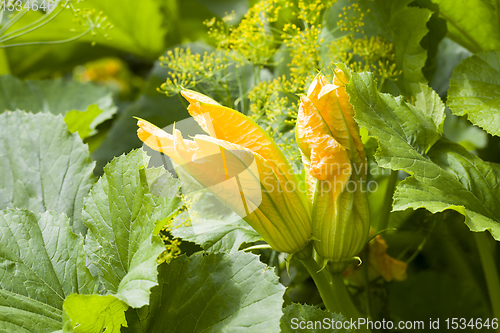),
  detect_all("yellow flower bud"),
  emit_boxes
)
[296,70,370,272]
